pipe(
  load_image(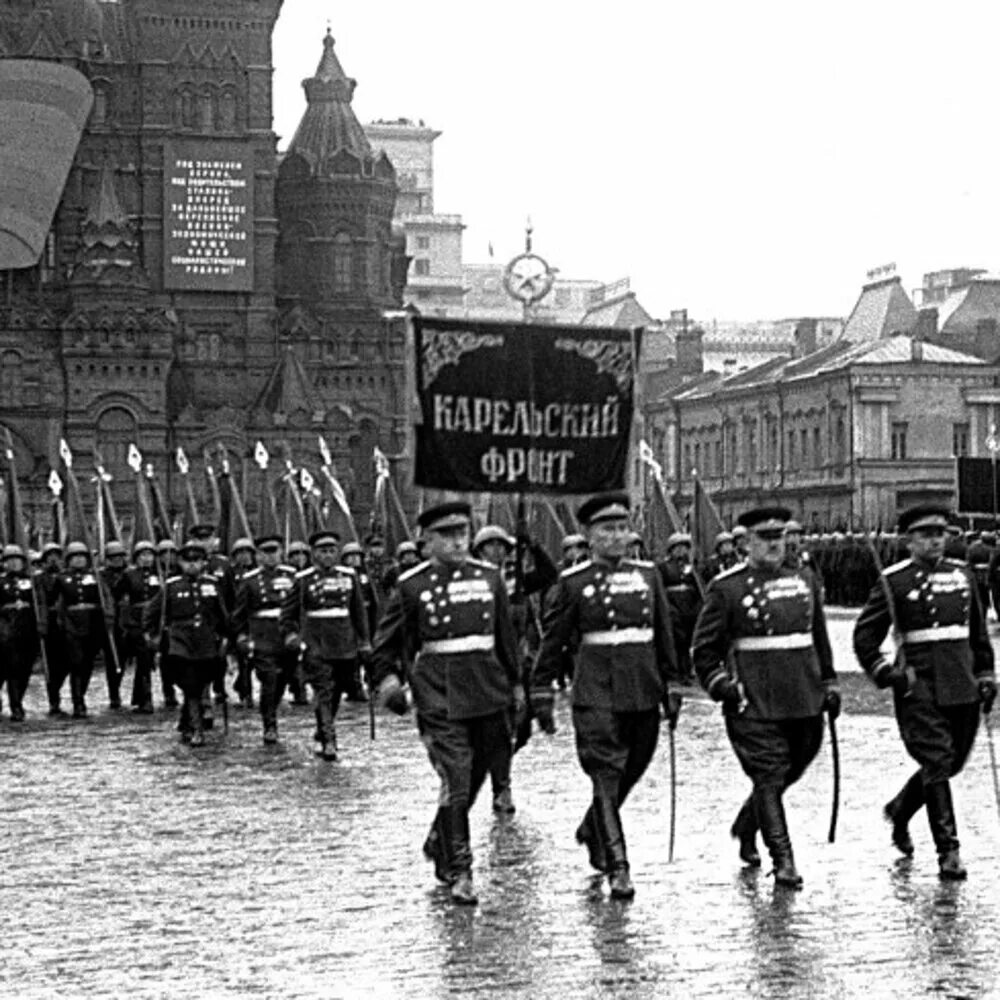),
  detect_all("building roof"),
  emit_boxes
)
[580,291,653,329]
[841,276,917,343]
[937,276,1000,332]
[251,345,320,418]
[285,31,374,173]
